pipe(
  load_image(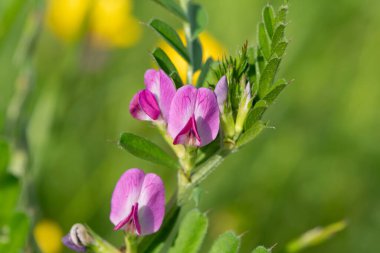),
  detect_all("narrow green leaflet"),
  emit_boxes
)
[273,40,288,58]
[209,231,240,253]
[0,139,10,175]
[149,19,190,62]
[237,121,266,147]
[258,23,271,61]
[119,133,180,170]
[244,100,269,130]
[188,3,208,39]
[276,5,288,25]
[153,0,188,21]
[196,57,213,87]
[169,209,208,253]
[251,246,271,253]
[263,5,275,38]
[259,58,281,98]
[272,24,286,50]
[264,78,288,104]
[190,38,203,71]
[152,47,183,88]
[0,212,29,252]
[286,220,347,253]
